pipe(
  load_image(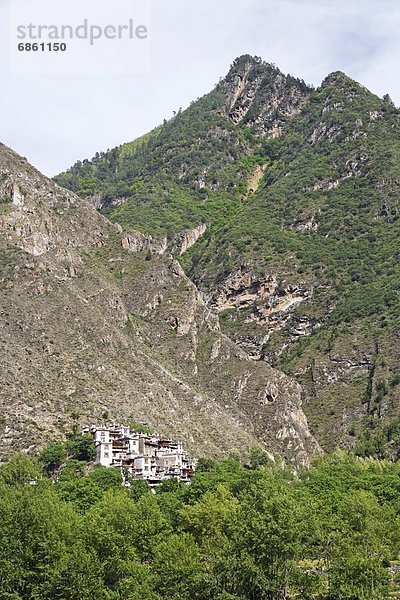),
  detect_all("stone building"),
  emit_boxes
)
[83,424,196,486]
